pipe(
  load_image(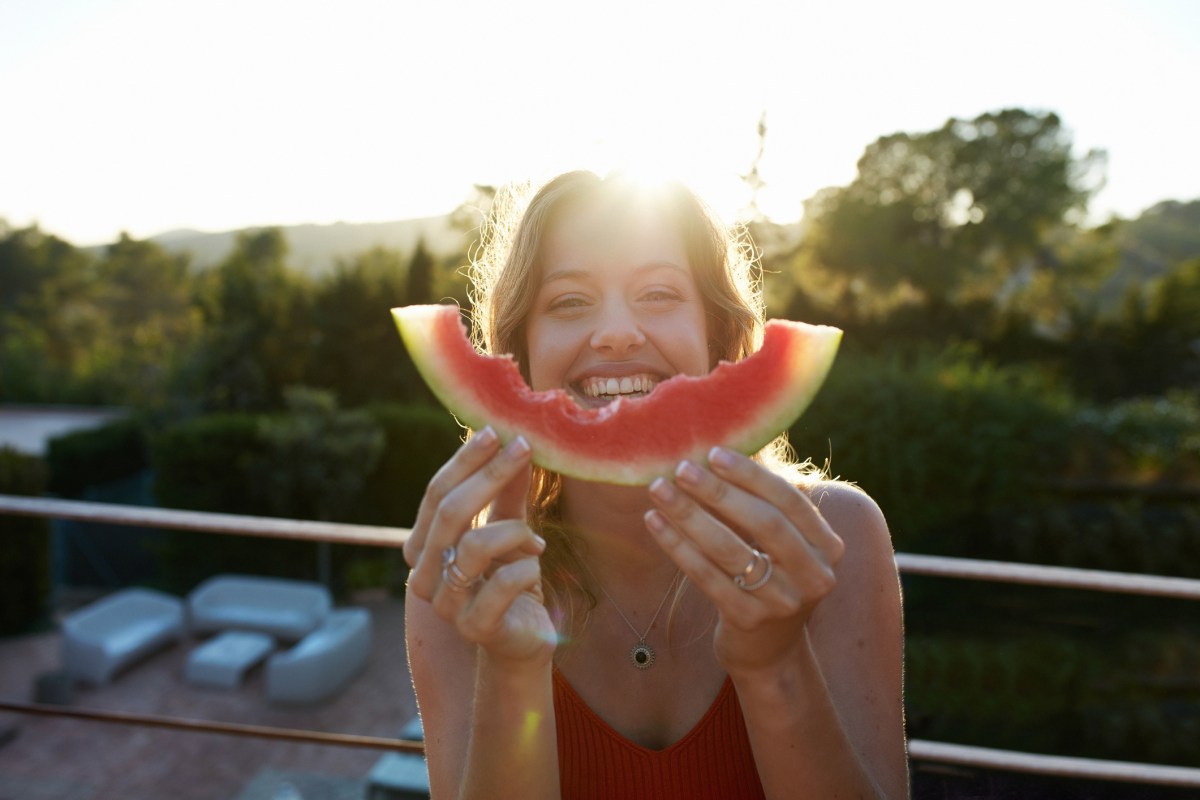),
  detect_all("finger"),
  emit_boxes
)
[405,426,500,569]
[456,558,544,644]
[647,475,759,580]
[455,520,546,579]
[706,447,845,565]
[643,509,763,623]
[409,436,532,599]
[488,451,531,523]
